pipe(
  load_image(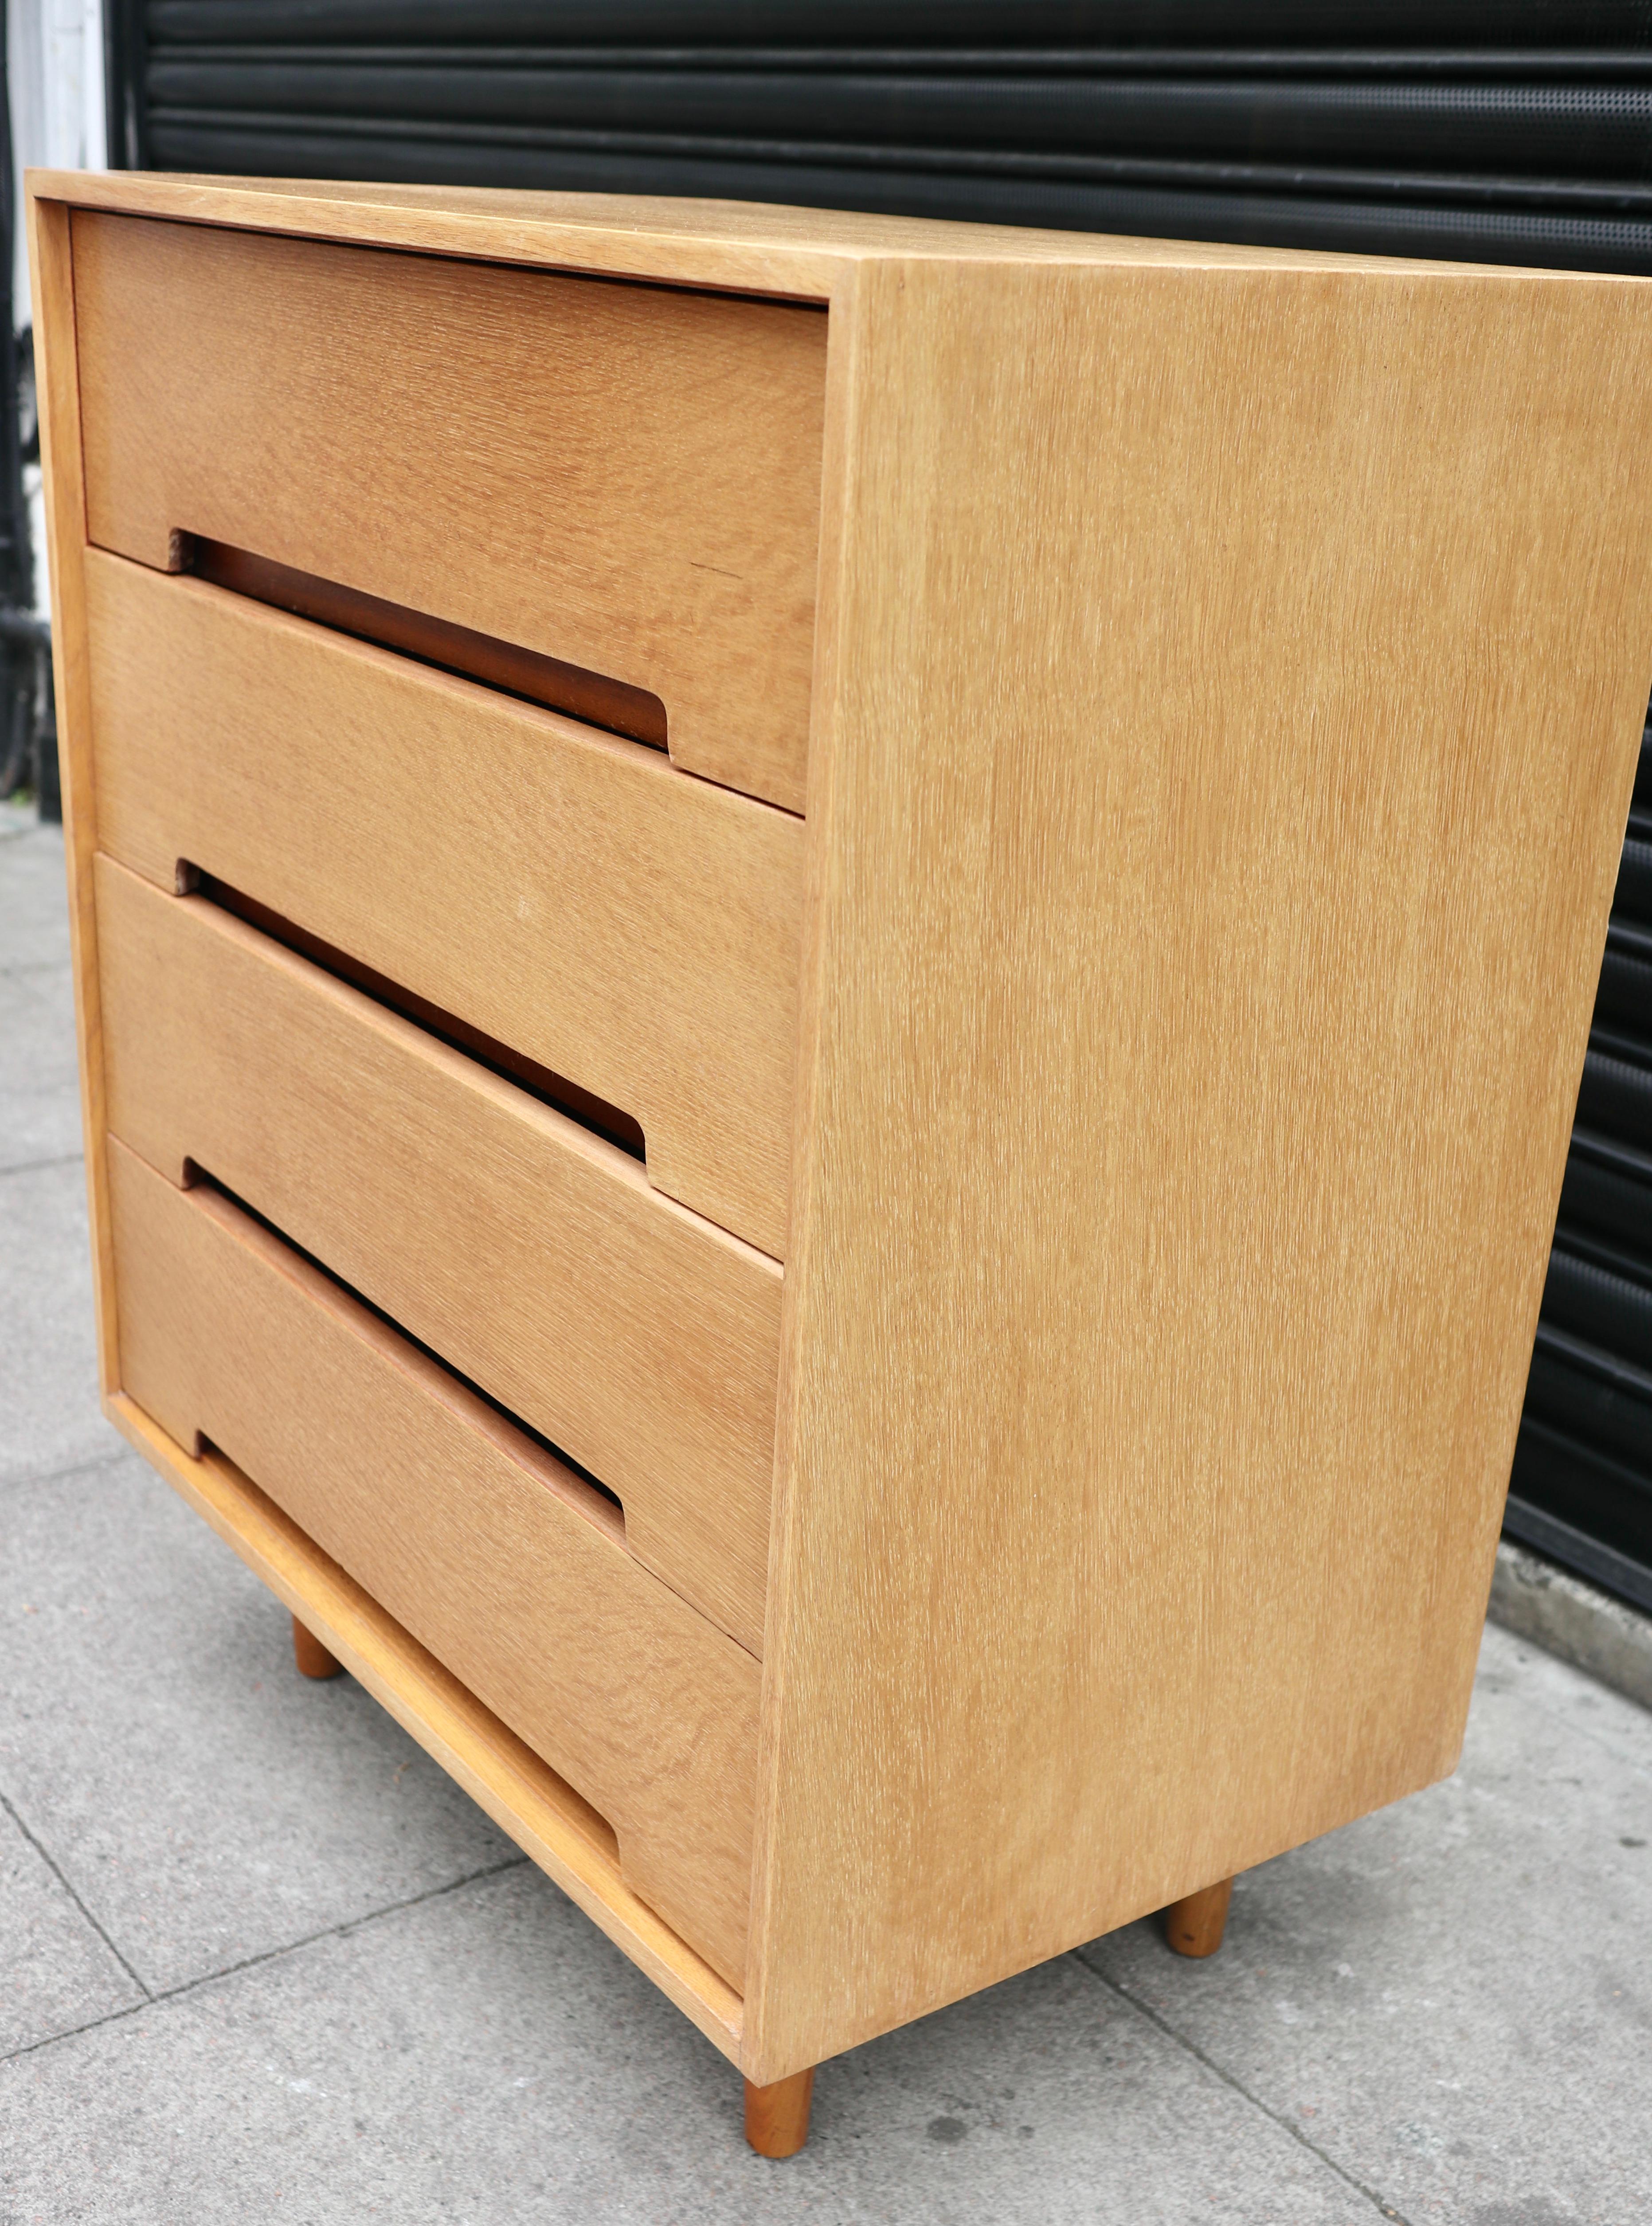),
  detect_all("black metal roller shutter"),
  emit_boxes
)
[101,1,1652,1609]
[1515,725,1652,1612]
